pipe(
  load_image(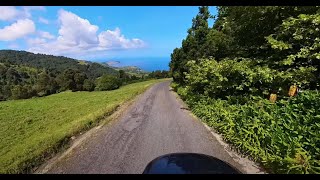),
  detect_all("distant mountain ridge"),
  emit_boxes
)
[0,50,118,78]
[103,60,121,67]
[100,61,149,76]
